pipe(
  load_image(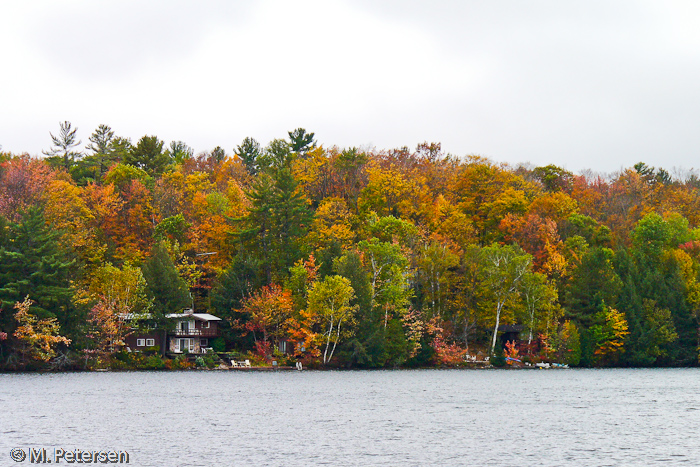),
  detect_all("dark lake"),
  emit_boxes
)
[2,368,700,466]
